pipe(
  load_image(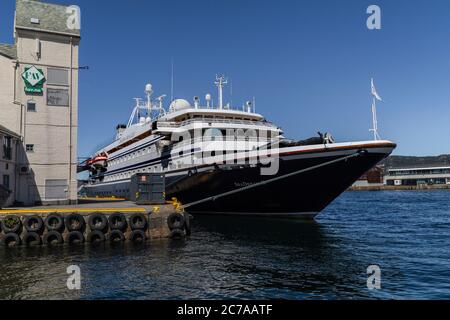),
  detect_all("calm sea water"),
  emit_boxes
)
[0,190,449,300]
